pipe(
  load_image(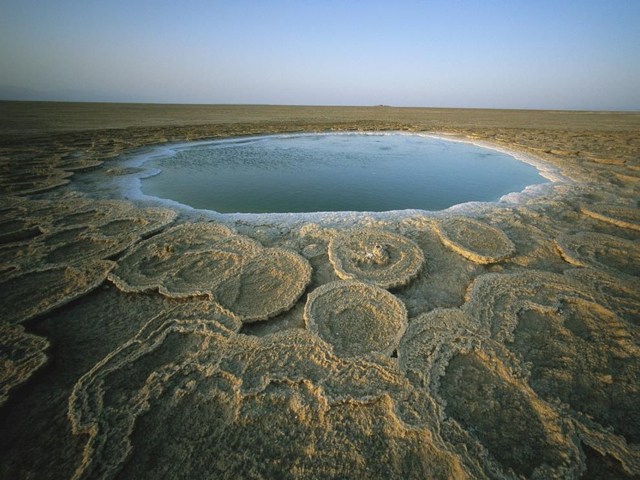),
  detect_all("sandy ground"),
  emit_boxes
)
[0,101,639,479]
